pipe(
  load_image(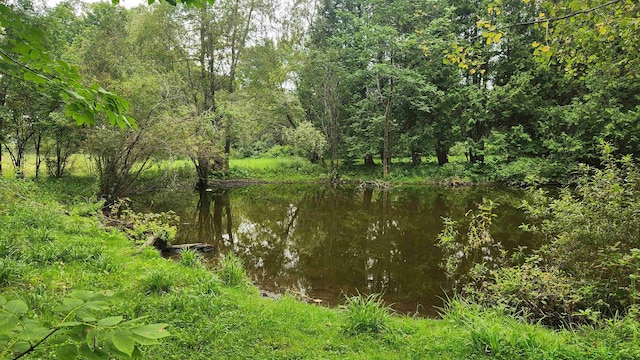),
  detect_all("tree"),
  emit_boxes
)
[0,2,132,128]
